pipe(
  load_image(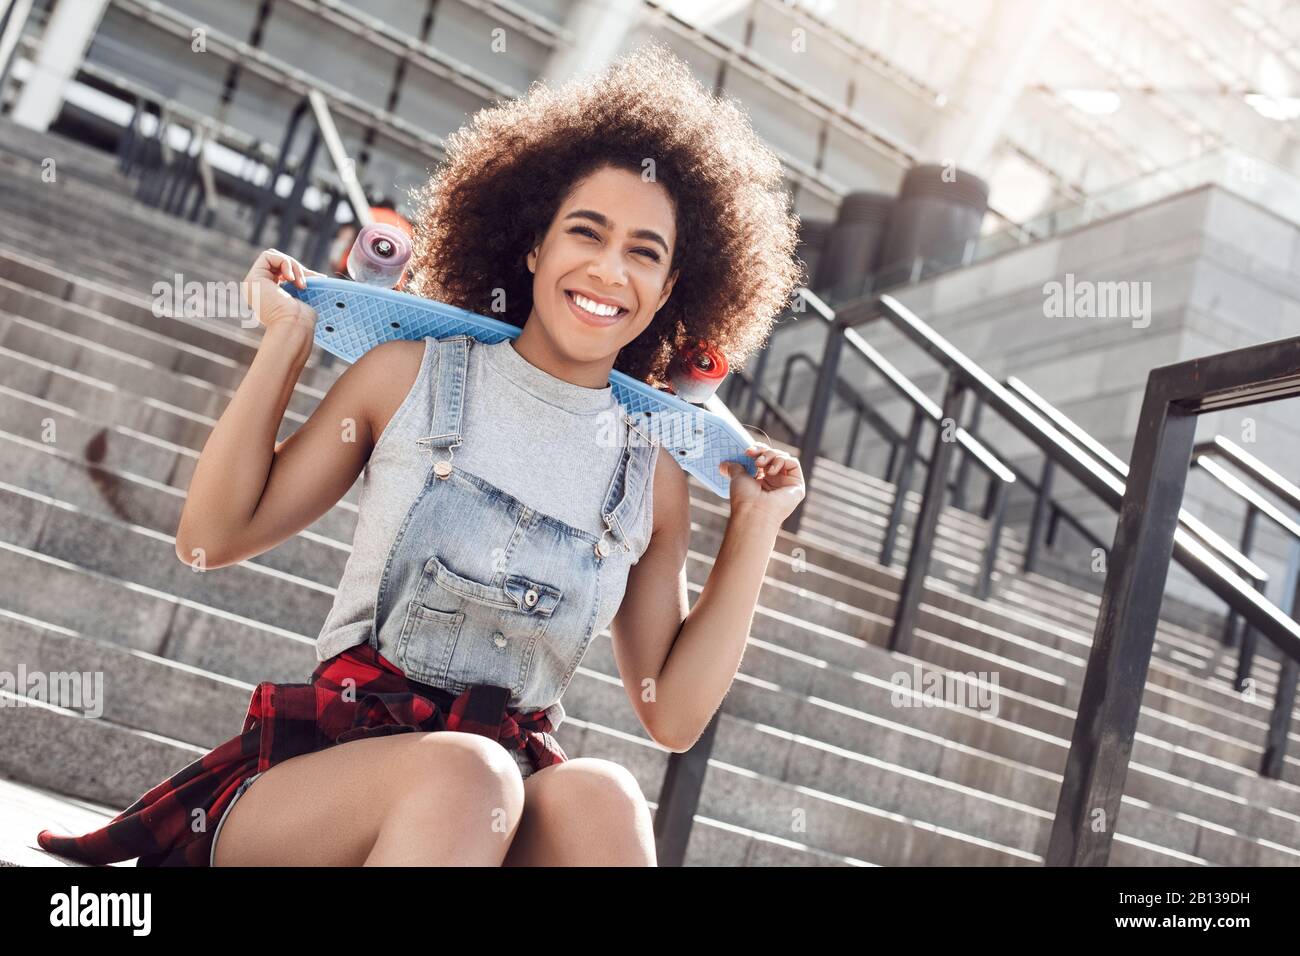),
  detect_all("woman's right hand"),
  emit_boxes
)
[242,249,324,334]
